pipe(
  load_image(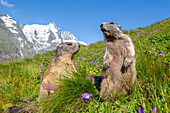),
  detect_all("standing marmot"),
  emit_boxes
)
[100,22,136,99]
[38,42,80,101]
